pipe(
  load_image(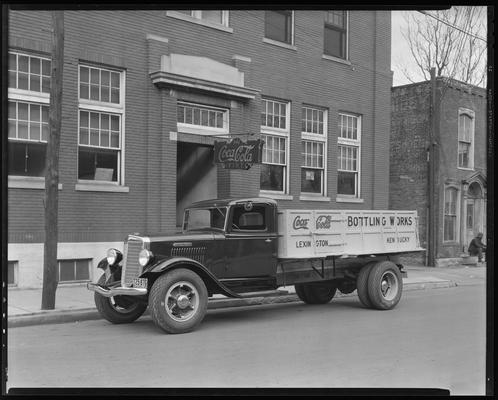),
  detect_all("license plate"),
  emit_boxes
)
[132,278,148,288]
